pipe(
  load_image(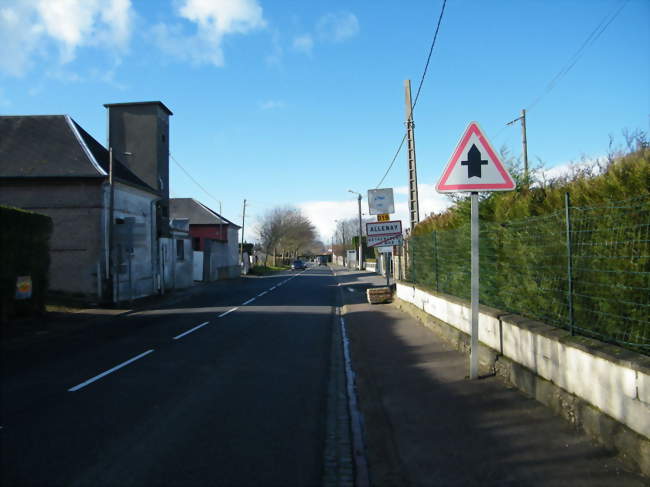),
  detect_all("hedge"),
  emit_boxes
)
[0,205,52,321]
